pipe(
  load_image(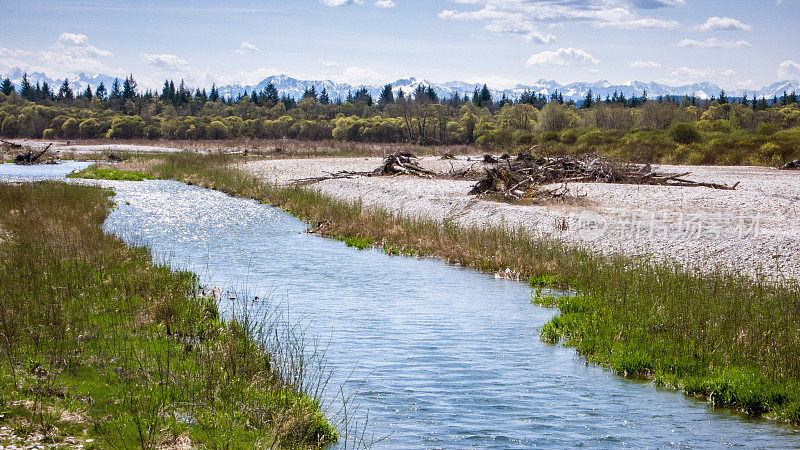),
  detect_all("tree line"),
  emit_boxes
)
[1,72,799,166]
